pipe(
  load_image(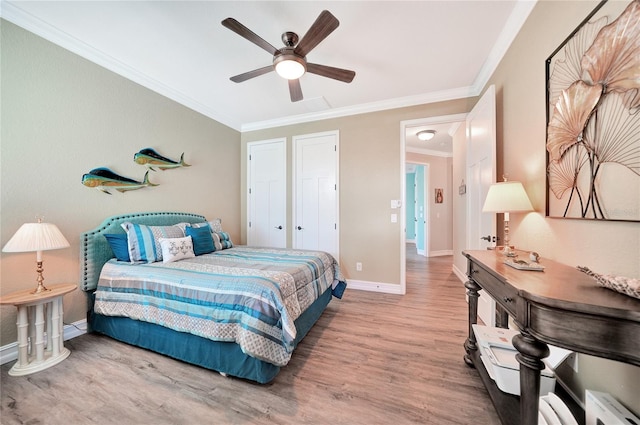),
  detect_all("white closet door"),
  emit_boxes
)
[293,131,339,260]
[248,138,286,248]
